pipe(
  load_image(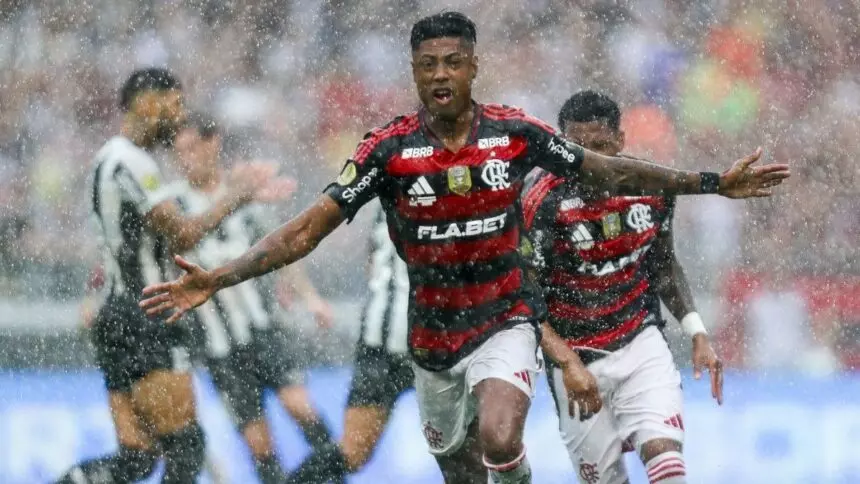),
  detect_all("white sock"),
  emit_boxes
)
[484,447,531,484]
[645,451,686,484]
